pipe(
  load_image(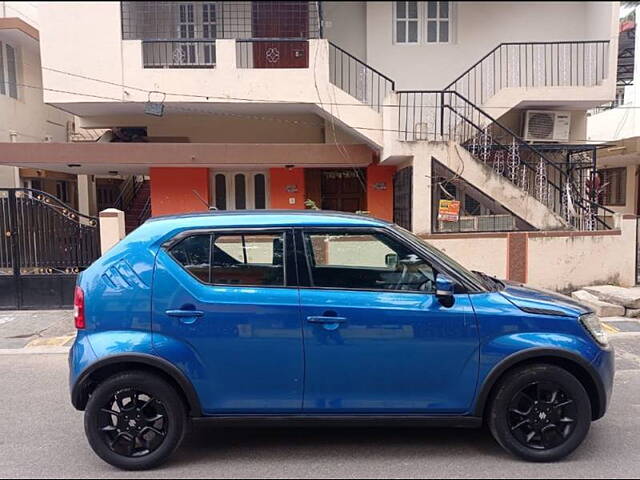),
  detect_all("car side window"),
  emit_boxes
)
[169,234,211,283]
[303,230,435,292]
[168,232,285,287]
